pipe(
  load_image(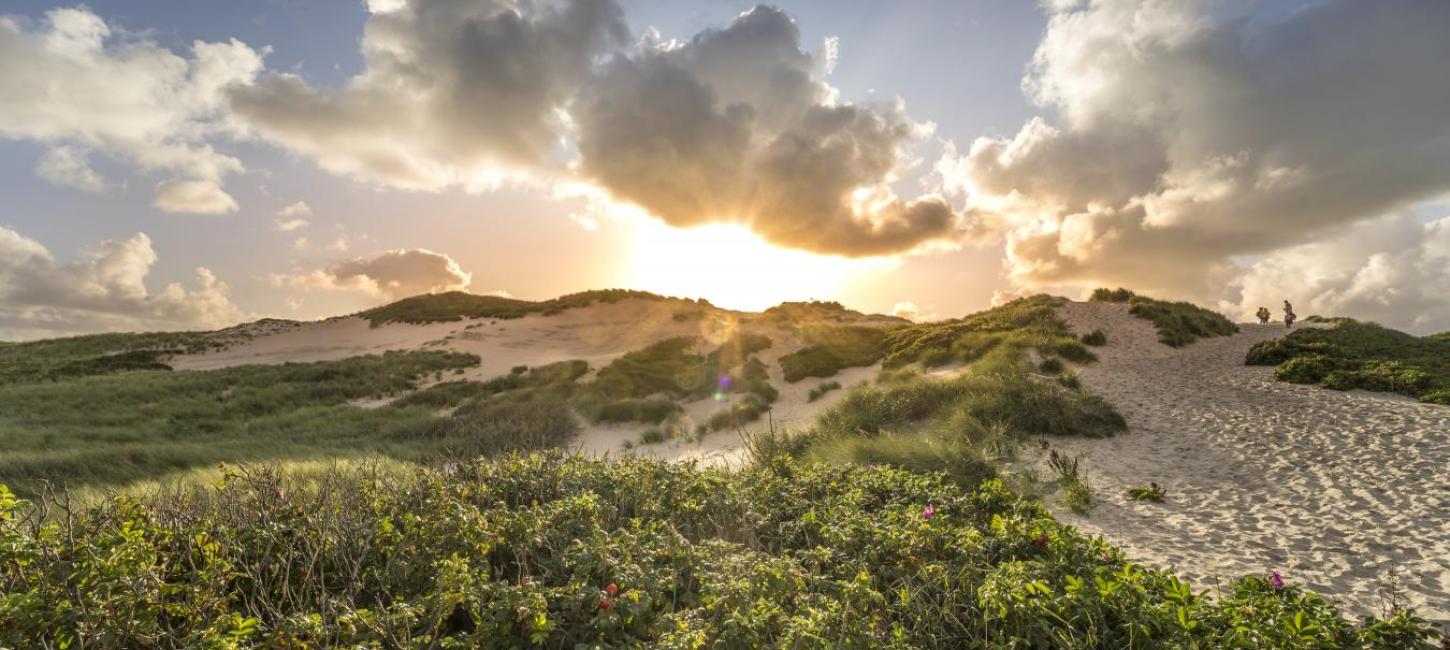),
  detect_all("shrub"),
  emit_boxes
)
[639,428,668,445]
[2,456,1430,647]
[1090,287,1137,303]
[1038,357,1065,374]
[1248,321,1450,403]
[1081,329,1107,346]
